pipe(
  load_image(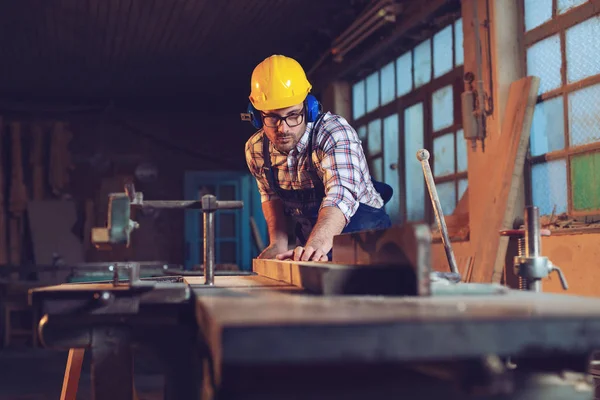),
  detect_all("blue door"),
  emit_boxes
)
[184,171,266,271]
